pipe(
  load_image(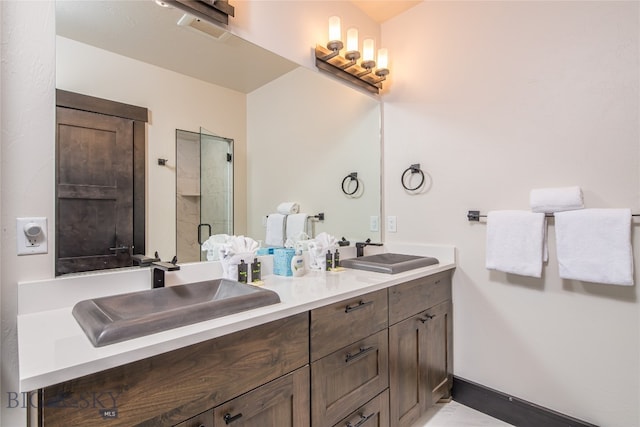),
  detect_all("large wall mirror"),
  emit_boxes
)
[55,0,381,270]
